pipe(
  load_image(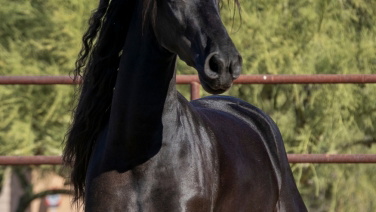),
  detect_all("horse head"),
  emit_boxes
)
[149,0,242,94]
